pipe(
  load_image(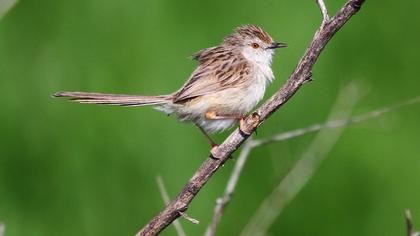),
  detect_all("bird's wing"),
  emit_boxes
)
[173,48,250,103]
